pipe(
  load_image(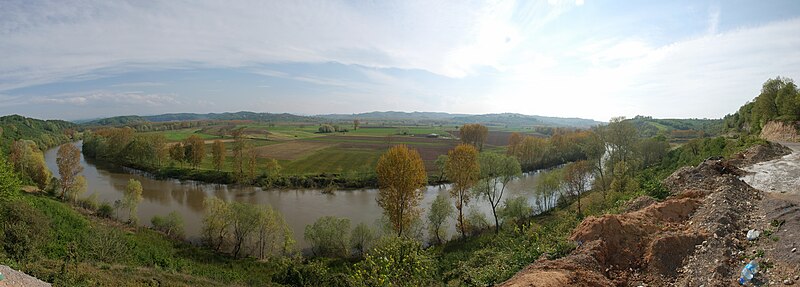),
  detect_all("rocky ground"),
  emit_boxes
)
[501,141,799,287]
[0,265,51,287]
